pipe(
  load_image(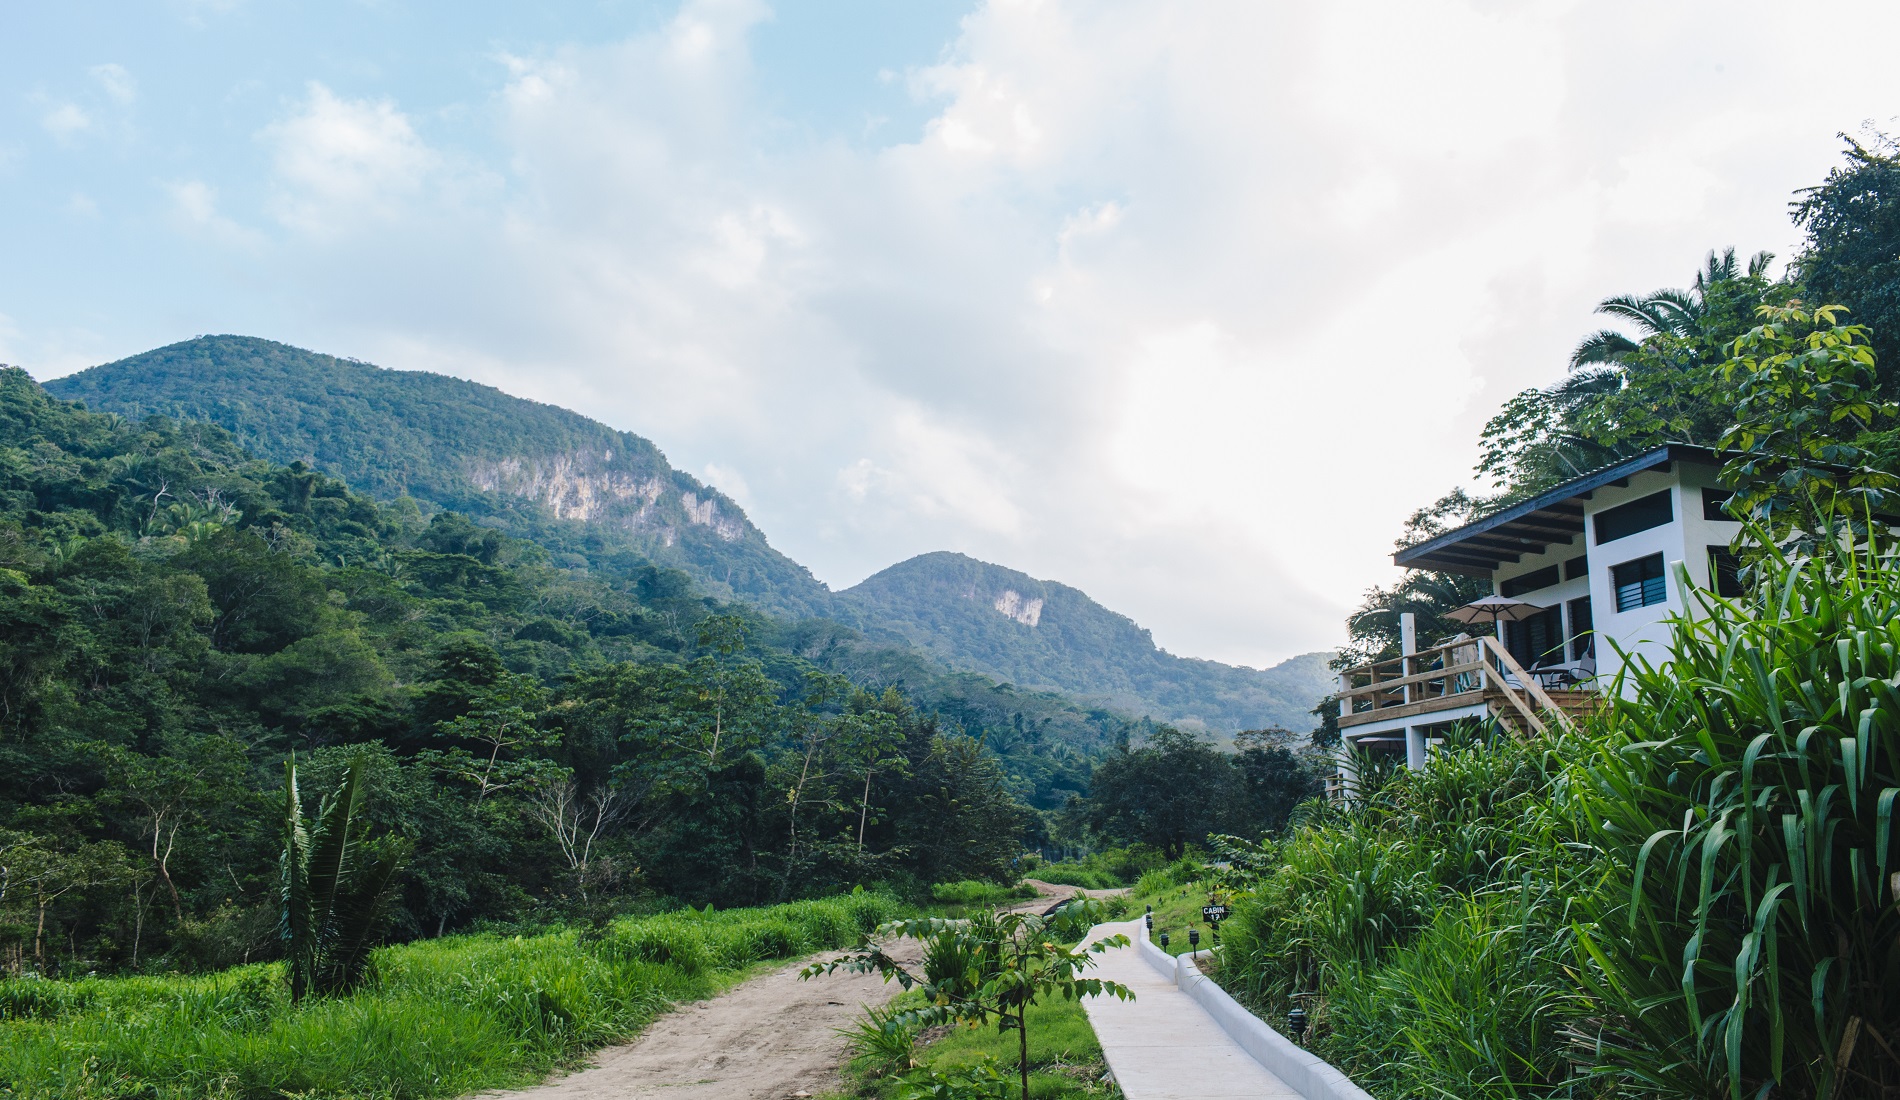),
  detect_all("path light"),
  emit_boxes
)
[1187,929,1200,952]
[1159,933,1169,950]
[1287,1005,1309,1045]
[1145,913,1153,933]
